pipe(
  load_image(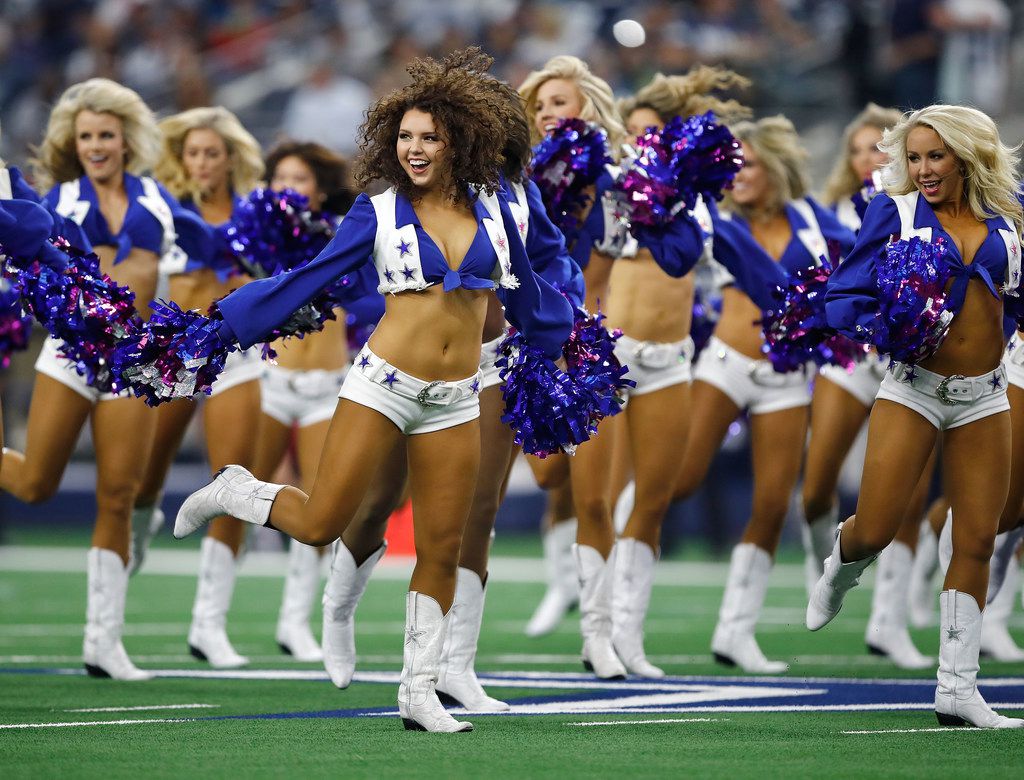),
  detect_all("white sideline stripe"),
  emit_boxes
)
[0,546,810,588]
[842,727,983,734]
[63,704,218,713]
[567,718,725,726]
[0,718,189,730]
